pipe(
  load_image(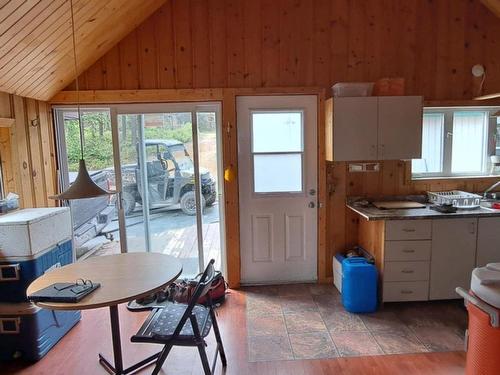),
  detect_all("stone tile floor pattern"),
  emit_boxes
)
[244,284,467,362]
